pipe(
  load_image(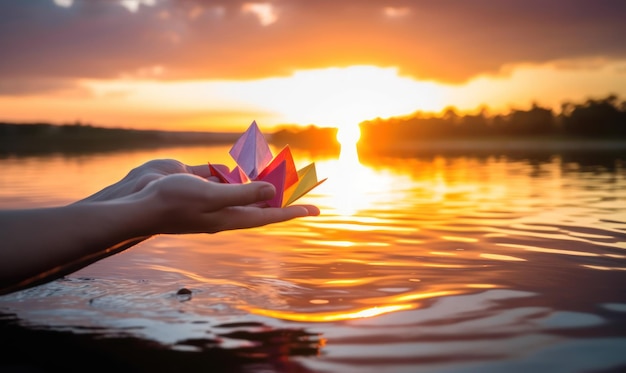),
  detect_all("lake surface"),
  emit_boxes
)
[1,143,625,372]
